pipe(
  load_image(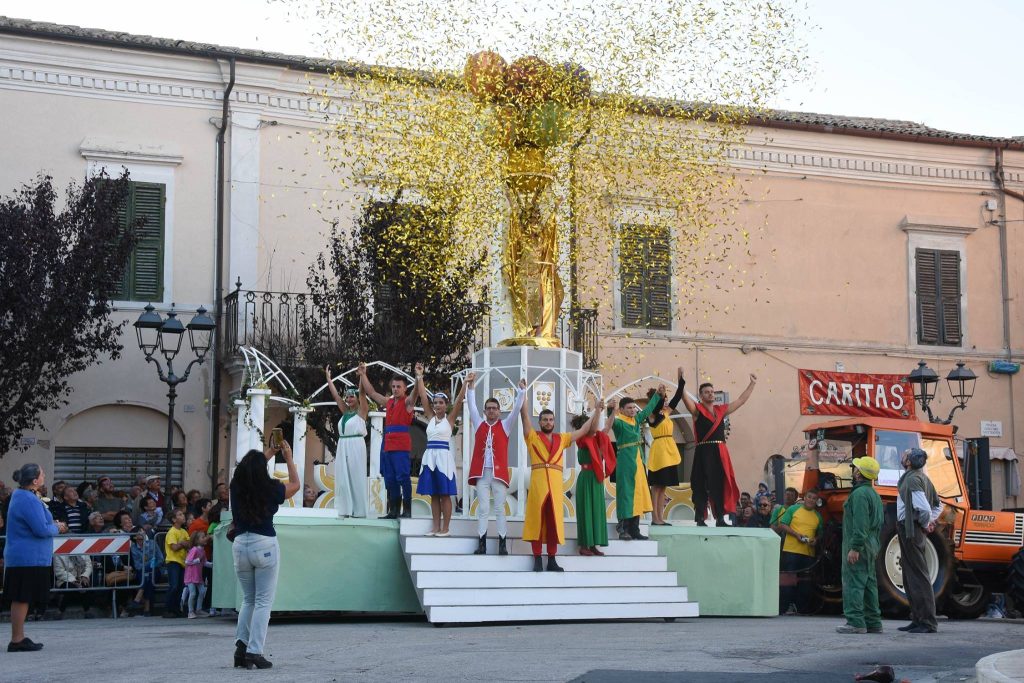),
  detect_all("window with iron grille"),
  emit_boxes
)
[619,224,672,330]
[915,248,962,346]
